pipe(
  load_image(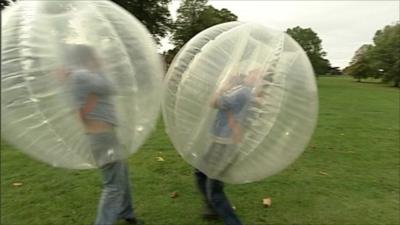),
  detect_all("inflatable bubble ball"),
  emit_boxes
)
[162,22,318,184]
[1,0,163,169]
